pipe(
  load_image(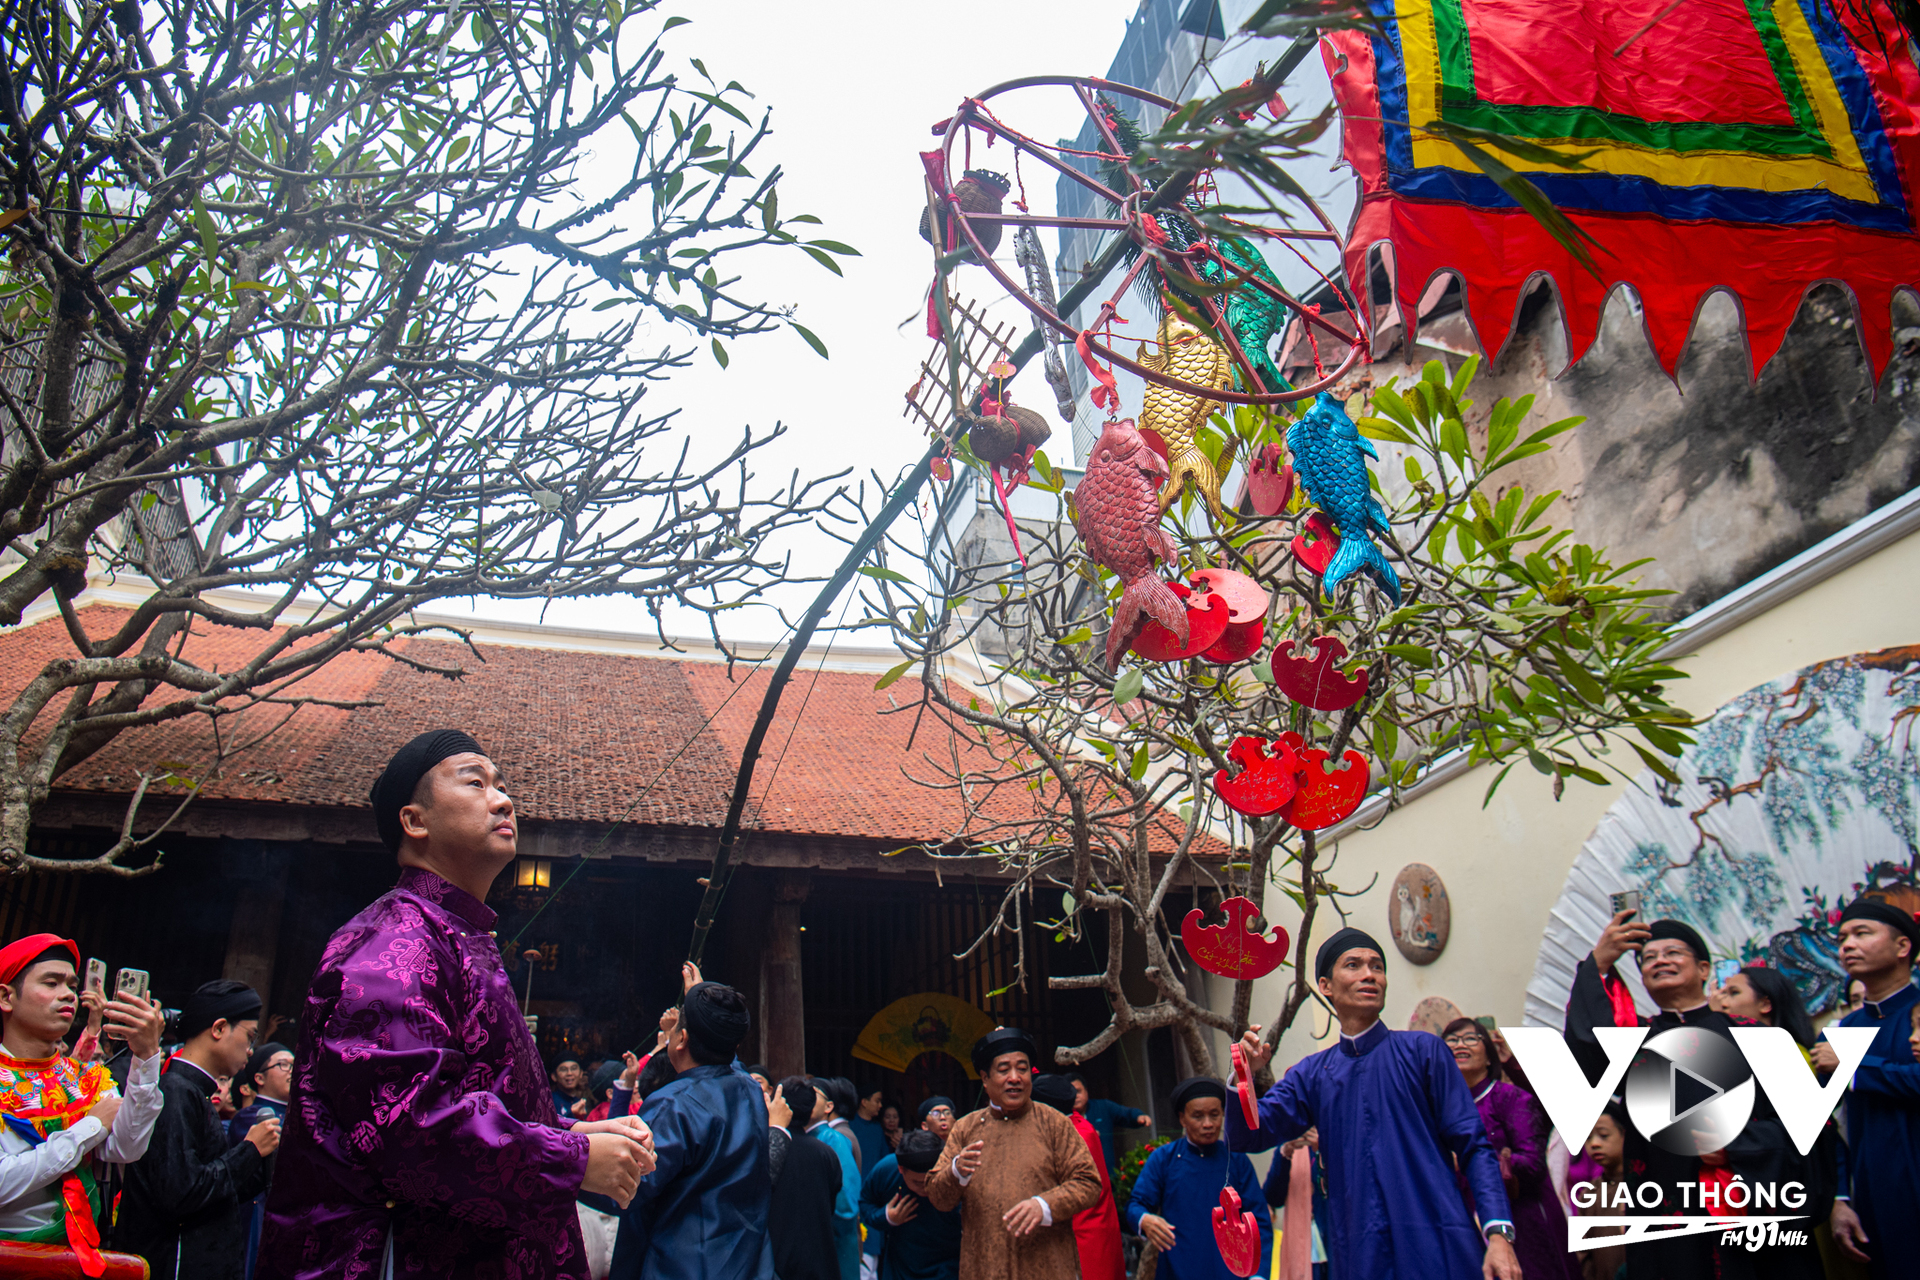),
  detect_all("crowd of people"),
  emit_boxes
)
[0,728,1913,1280]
